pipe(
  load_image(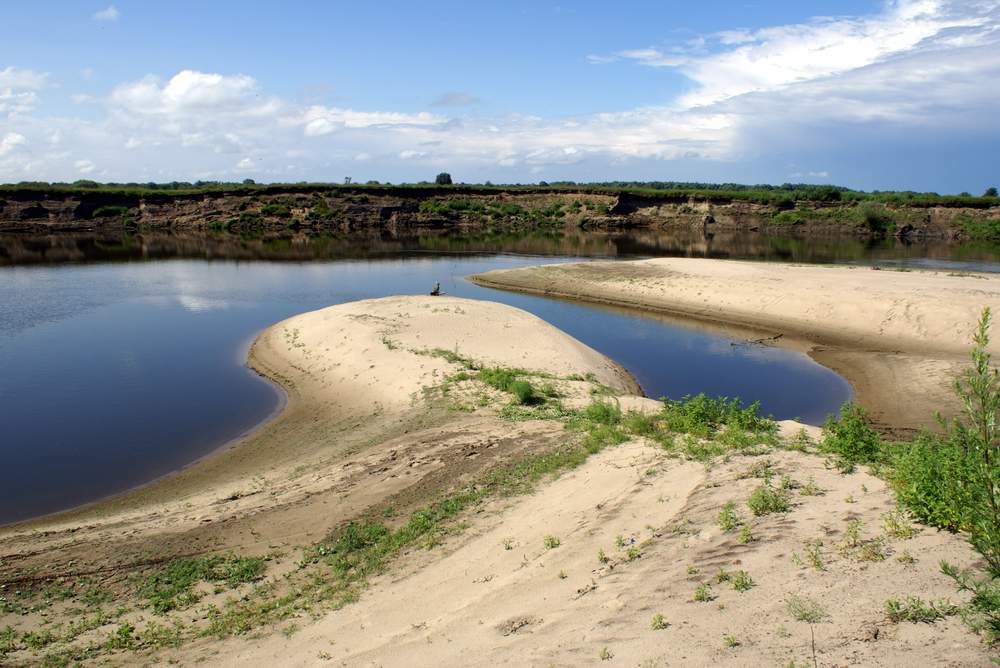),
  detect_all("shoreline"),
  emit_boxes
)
[471,258,999,432]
